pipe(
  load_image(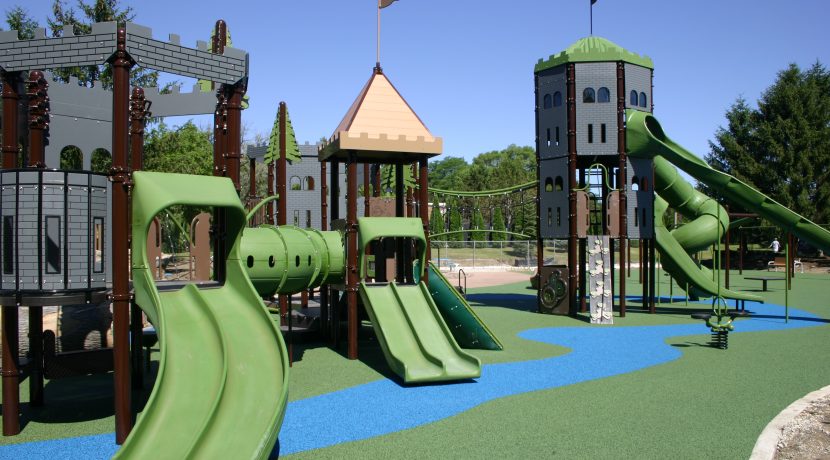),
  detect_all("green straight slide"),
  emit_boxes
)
[117,172,288,459]
[418,261,503,350]
[626,110,830,299]
[359,281,481,383]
